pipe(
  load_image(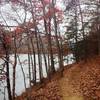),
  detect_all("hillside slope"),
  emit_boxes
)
[16,55,100,100]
